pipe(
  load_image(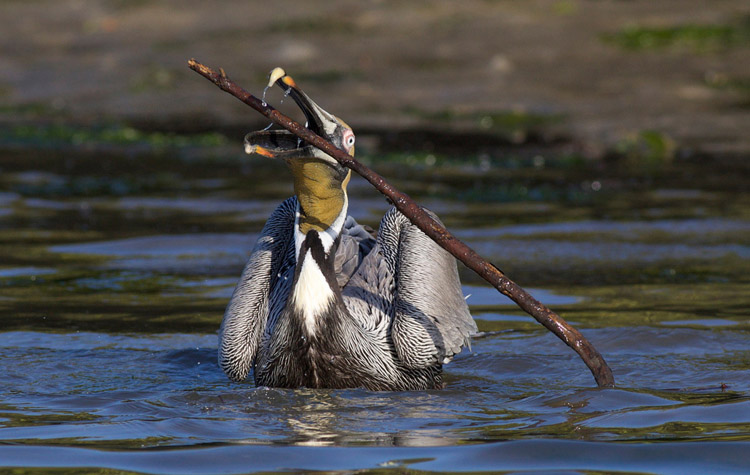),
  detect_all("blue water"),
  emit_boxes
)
[0,149,748,473]
[0,323,748,473]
